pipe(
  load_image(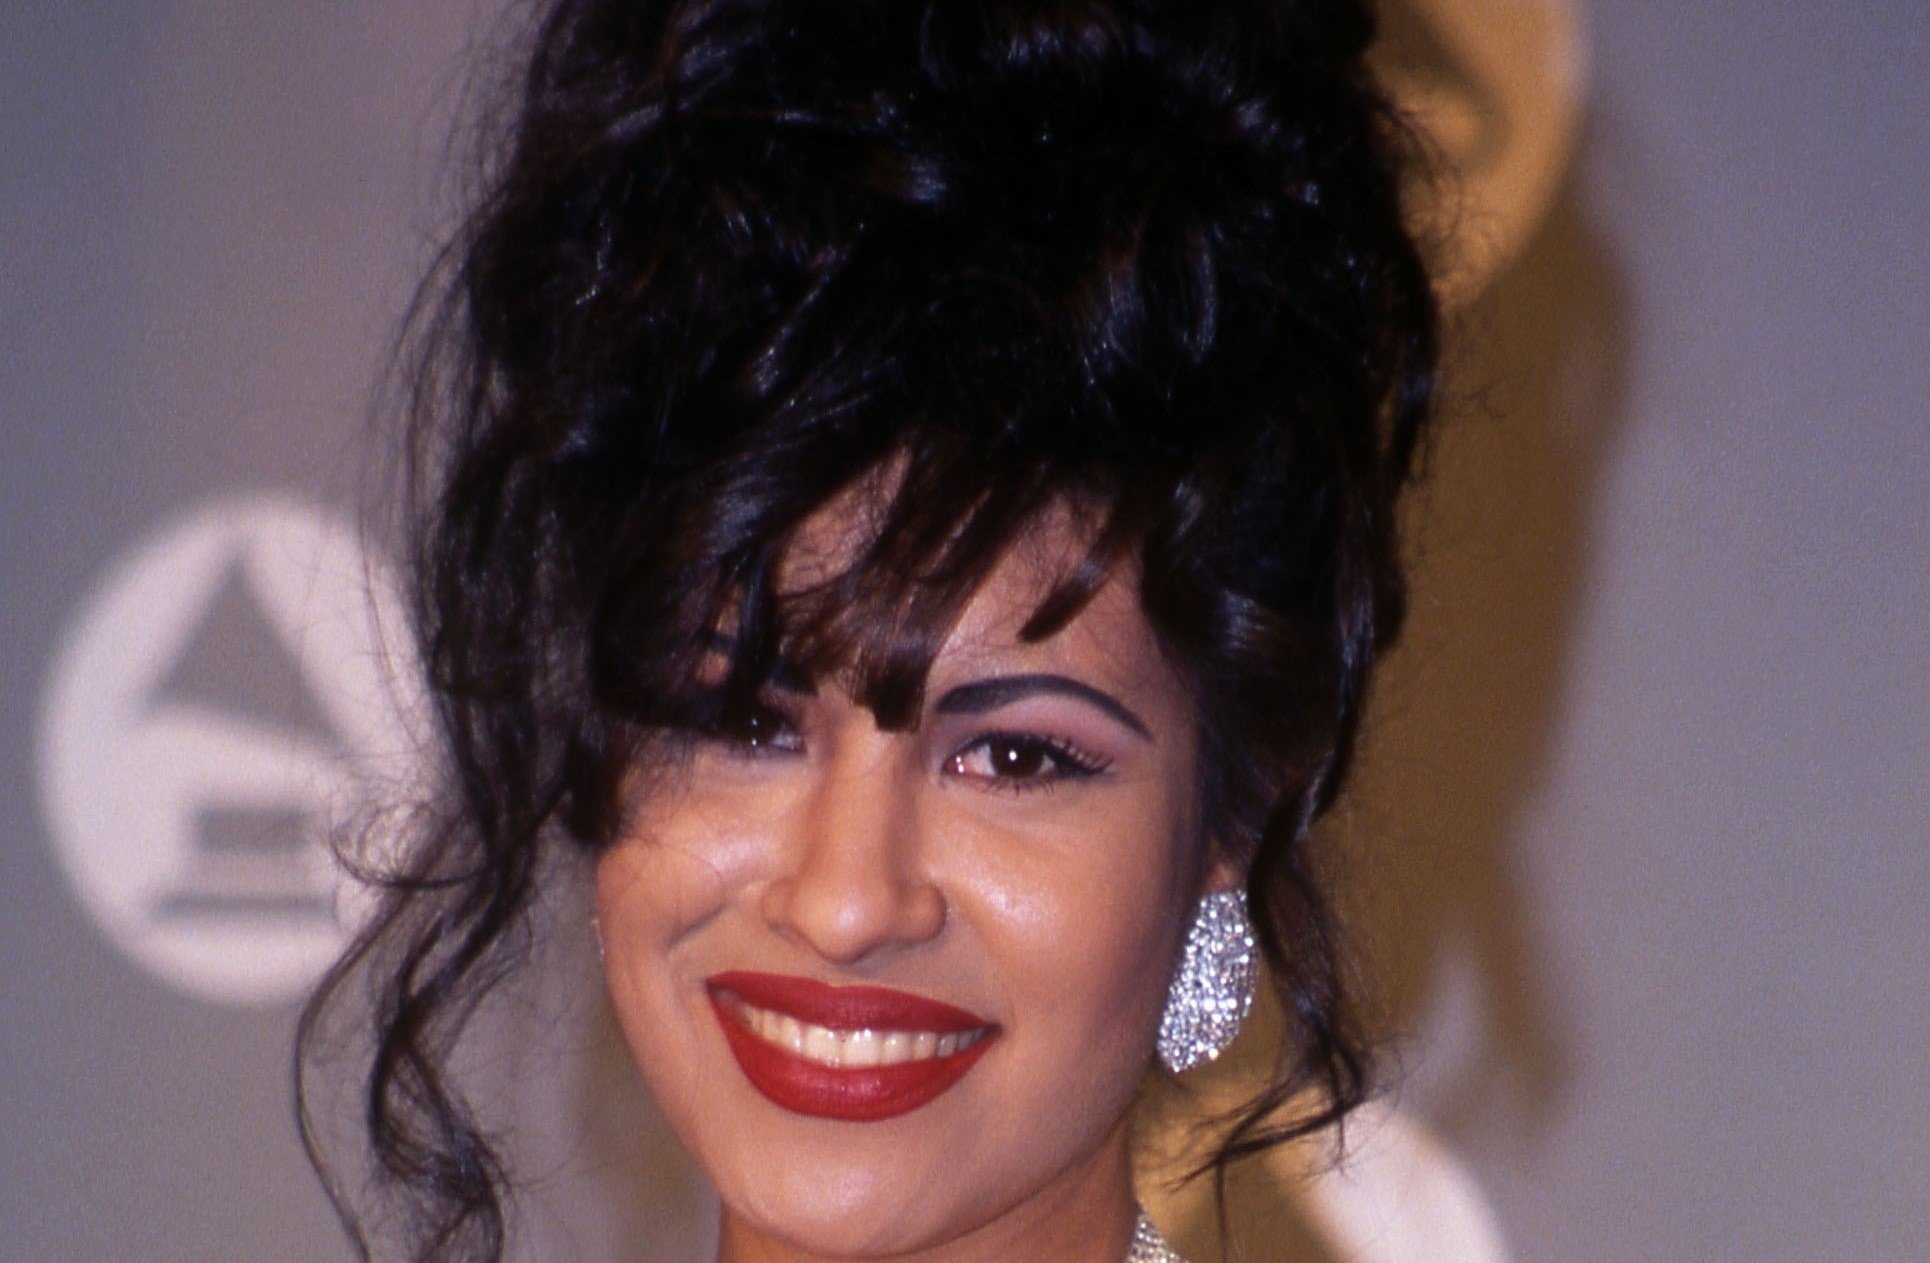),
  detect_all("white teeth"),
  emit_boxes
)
[723,993,987,1069]
[803,1024,839,1063]
[844,1030,882,1067]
